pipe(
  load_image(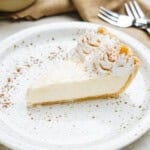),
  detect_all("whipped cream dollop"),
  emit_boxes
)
[74,28,135,76]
